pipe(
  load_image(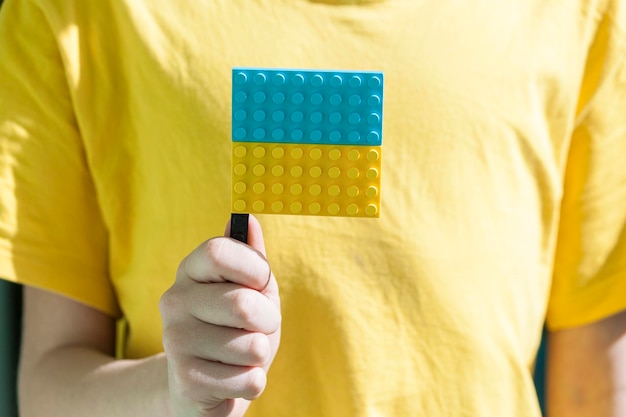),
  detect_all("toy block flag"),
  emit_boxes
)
[231,68,383,218]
